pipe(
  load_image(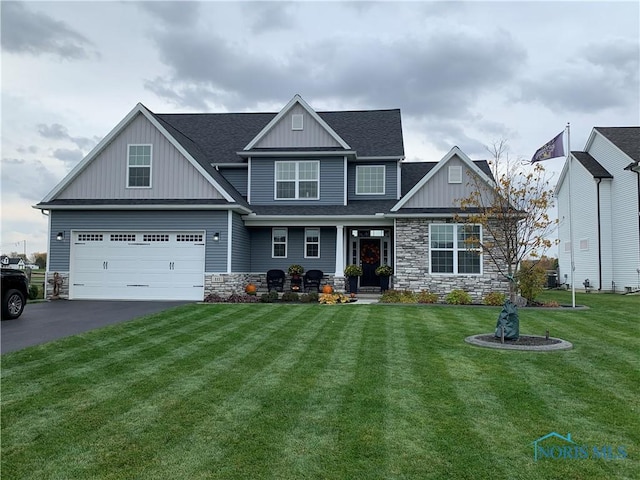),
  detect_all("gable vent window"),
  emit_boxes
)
[292,114,303,131]
[127,144,152,188]
[448,166,462,184]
